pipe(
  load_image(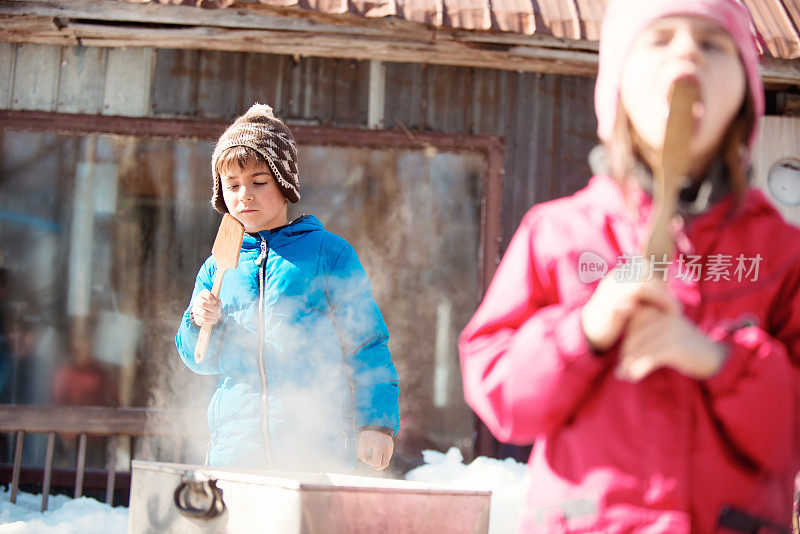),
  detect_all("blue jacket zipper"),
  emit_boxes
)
[255,237,274,467]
